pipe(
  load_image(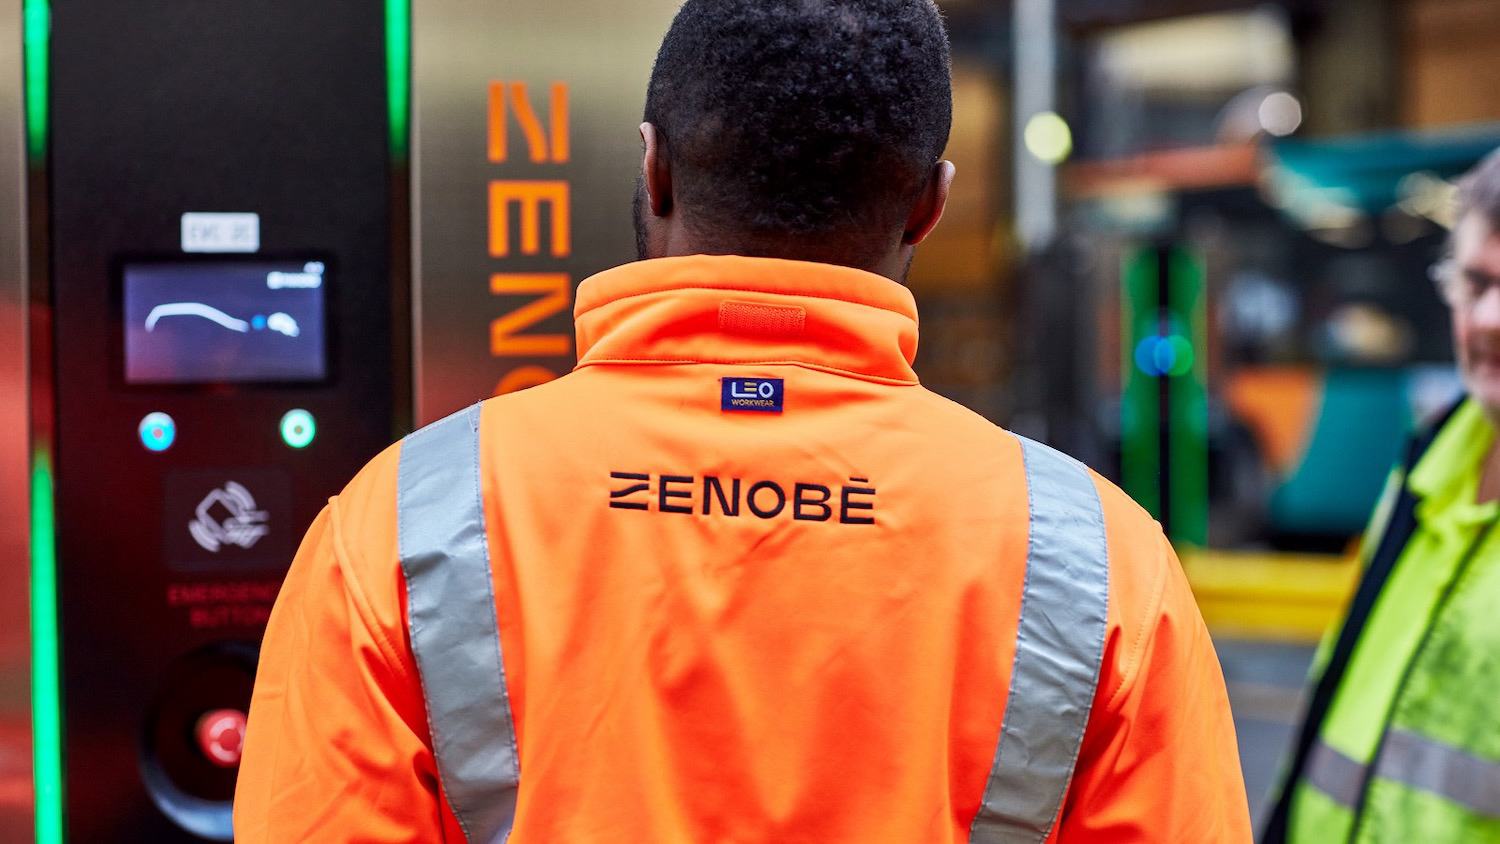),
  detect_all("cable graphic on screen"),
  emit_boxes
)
[144,303,300,337]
